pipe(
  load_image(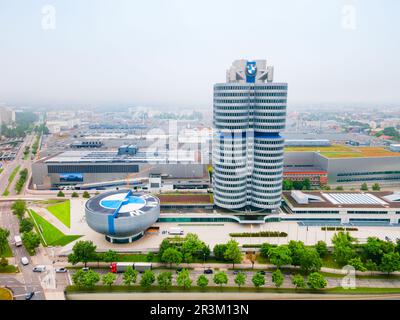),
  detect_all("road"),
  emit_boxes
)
[0,201,45,300]
[0,134,35,196]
